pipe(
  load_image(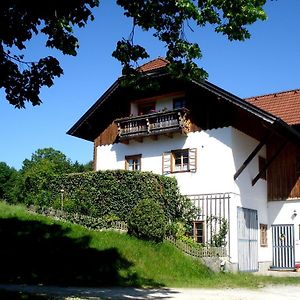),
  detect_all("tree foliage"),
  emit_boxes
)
[0,162,18,202]
[114,0,267,81]
[0,0,99,108]
[15,147,90,205]
[1,0,267,107]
